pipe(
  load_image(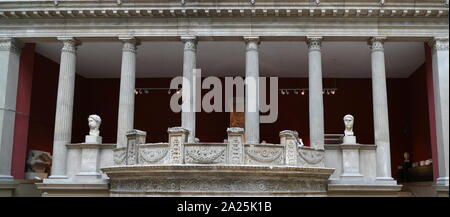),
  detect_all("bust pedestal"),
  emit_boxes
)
[85,135,102,144]
[343,135,356,144]
[340,136,363,182]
